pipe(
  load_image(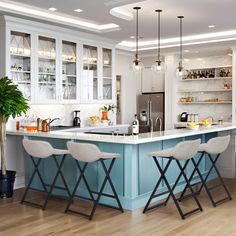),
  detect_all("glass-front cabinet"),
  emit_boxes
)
[8,25,115,104]
[61,41,77,101]
[37,36,57,101]
[82,45,99,101]
[102,48,113,100]
[10,31,32,101]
